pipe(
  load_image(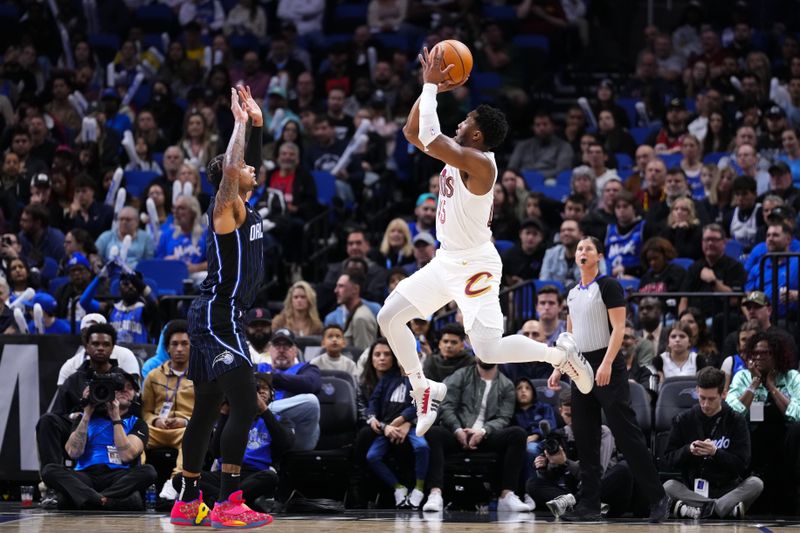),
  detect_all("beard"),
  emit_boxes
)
[247,331,270,352]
